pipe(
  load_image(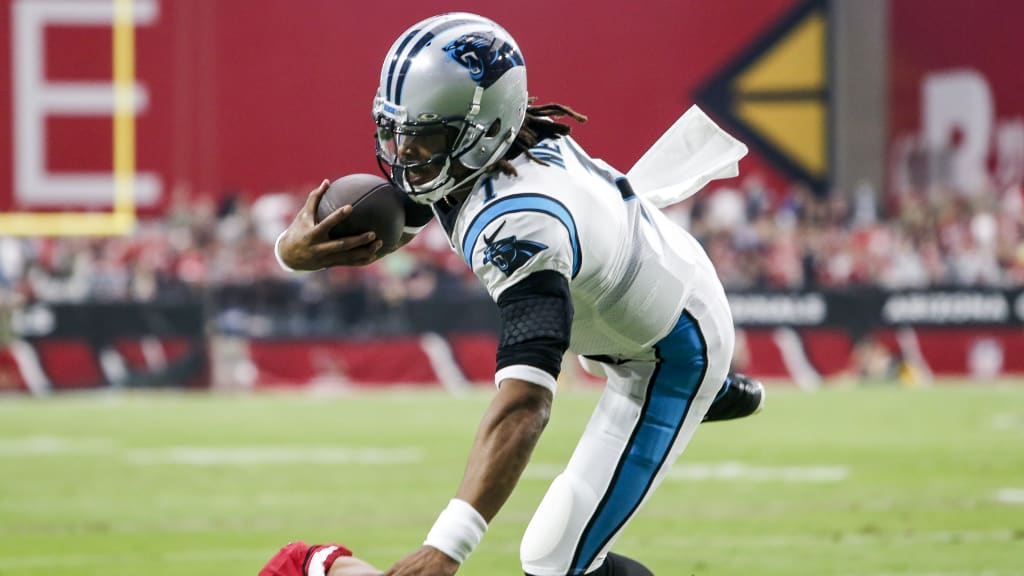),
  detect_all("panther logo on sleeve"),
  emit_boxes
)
[482,220,547,277]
